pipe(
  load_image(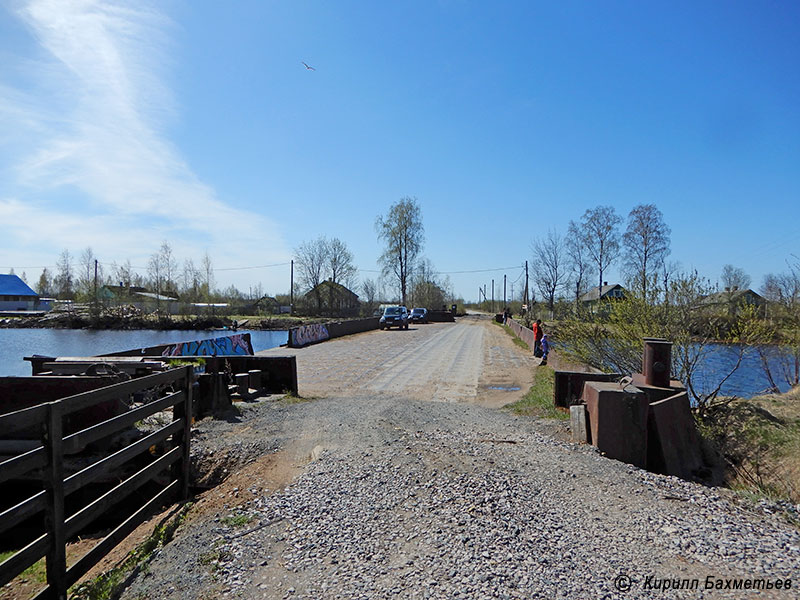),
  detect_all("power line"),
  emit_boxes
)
[0,265,55,269]
[359,265,522,275]
[434,265,521,275]
[215,262,290,272]
[97,261,291,273]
